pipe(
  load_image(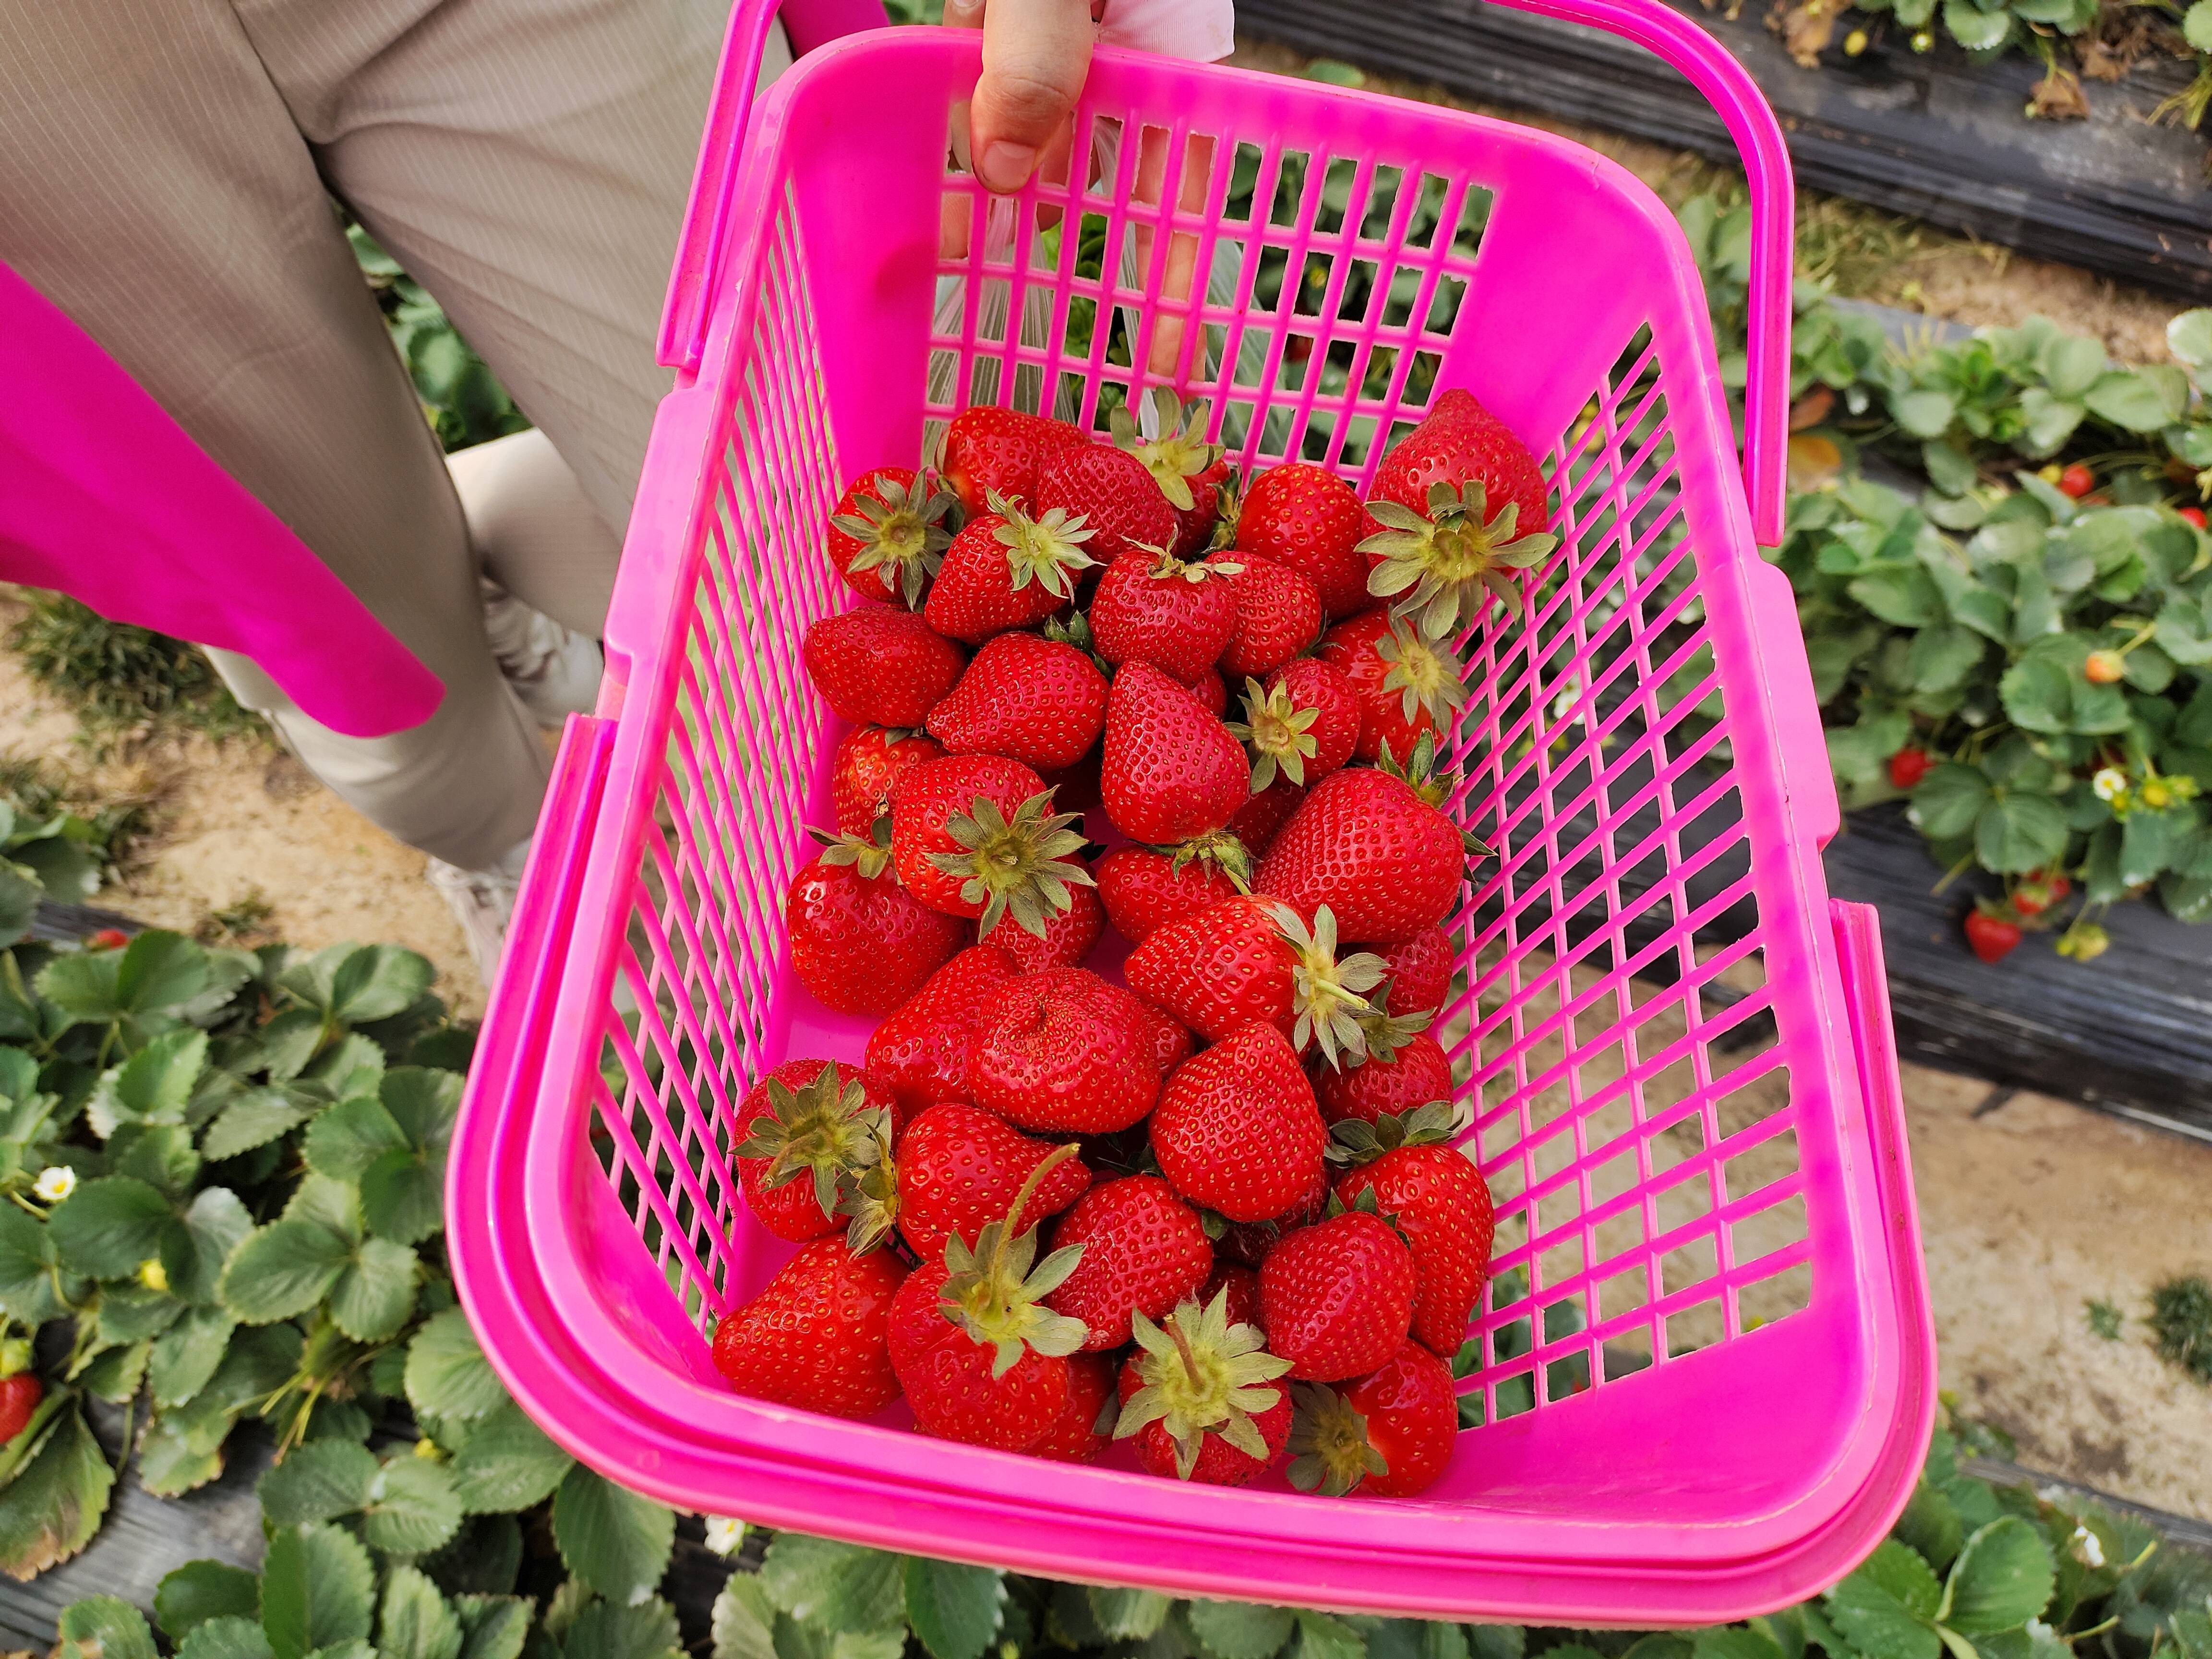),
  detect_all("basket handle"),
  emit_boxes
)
[1478,0,1793,545]
[659,0,886,374]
